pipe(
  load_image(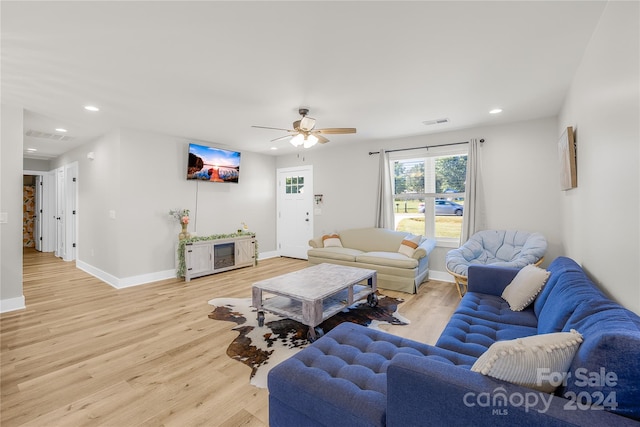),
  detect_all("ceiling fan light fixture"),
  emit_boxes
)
[303,134,318,148]
[290,134,304,147]
[254,107,355,148]
[300,116,316,131]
